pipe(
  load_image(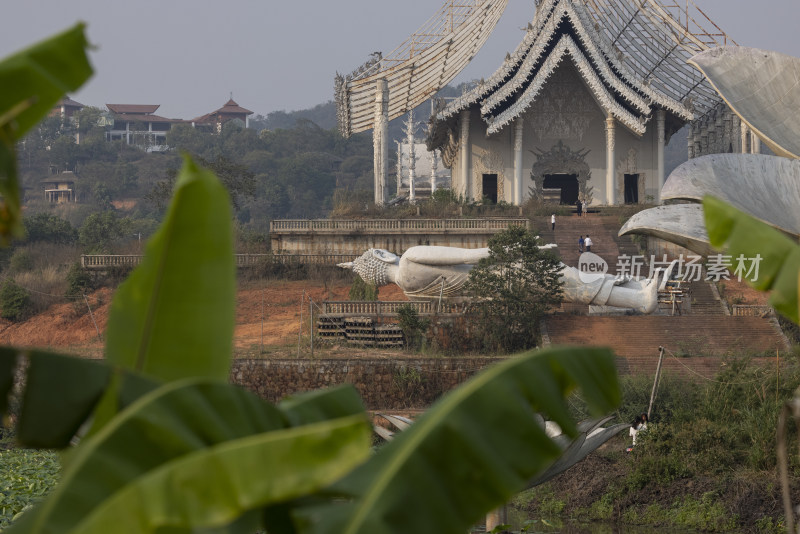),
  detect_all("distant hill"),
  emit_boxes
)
[253,82,478,144]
